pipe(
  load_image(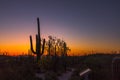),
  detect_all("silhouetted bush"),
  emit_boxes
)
[45,71,58,80]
